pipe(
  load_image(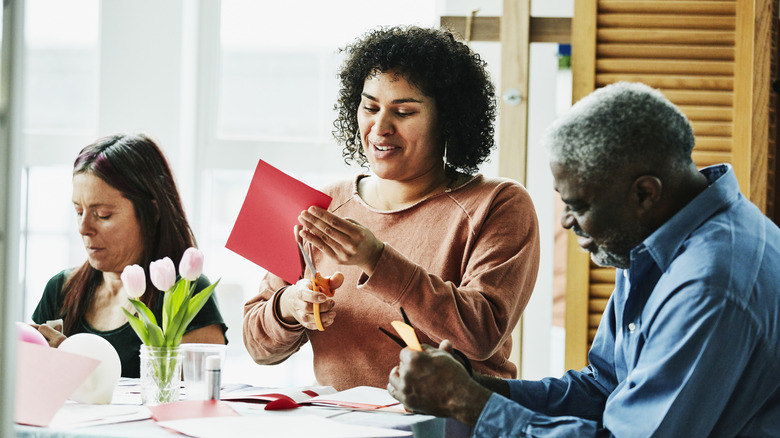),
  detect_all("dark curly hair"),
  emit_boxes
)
[333,25,497,176]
